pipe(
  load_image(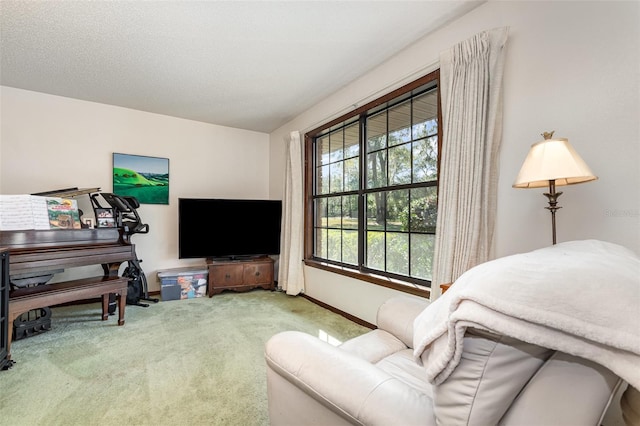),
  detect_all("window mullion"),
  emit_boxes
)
[384,111,389,274]
[408,97,414,277]
[341,128,345,264]
[358,114,366,271]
